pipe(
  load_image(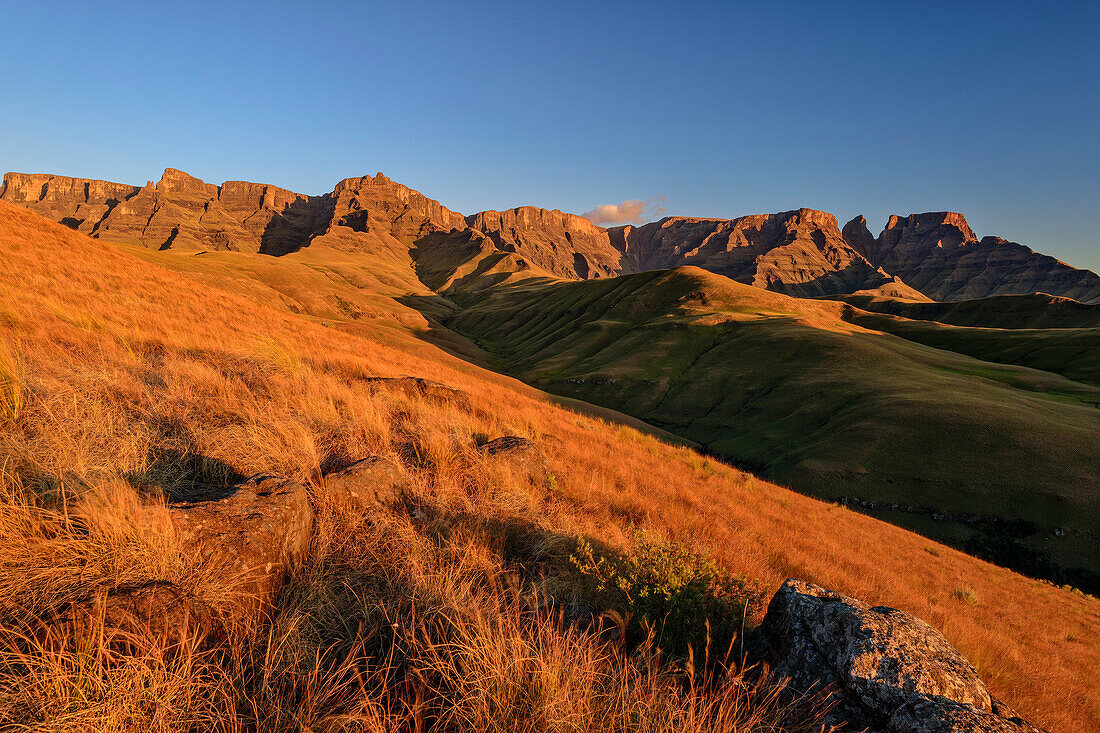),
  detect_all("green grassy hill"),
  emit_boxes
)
[832,291,1100,329]
[840,309,1100,387]
[448,267,1100,587]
